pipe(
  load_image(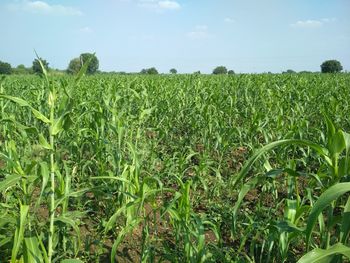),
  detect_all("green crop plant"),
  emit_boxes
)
[1,72,350,262]
[231,116,350,262]
[0,56,93,262]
